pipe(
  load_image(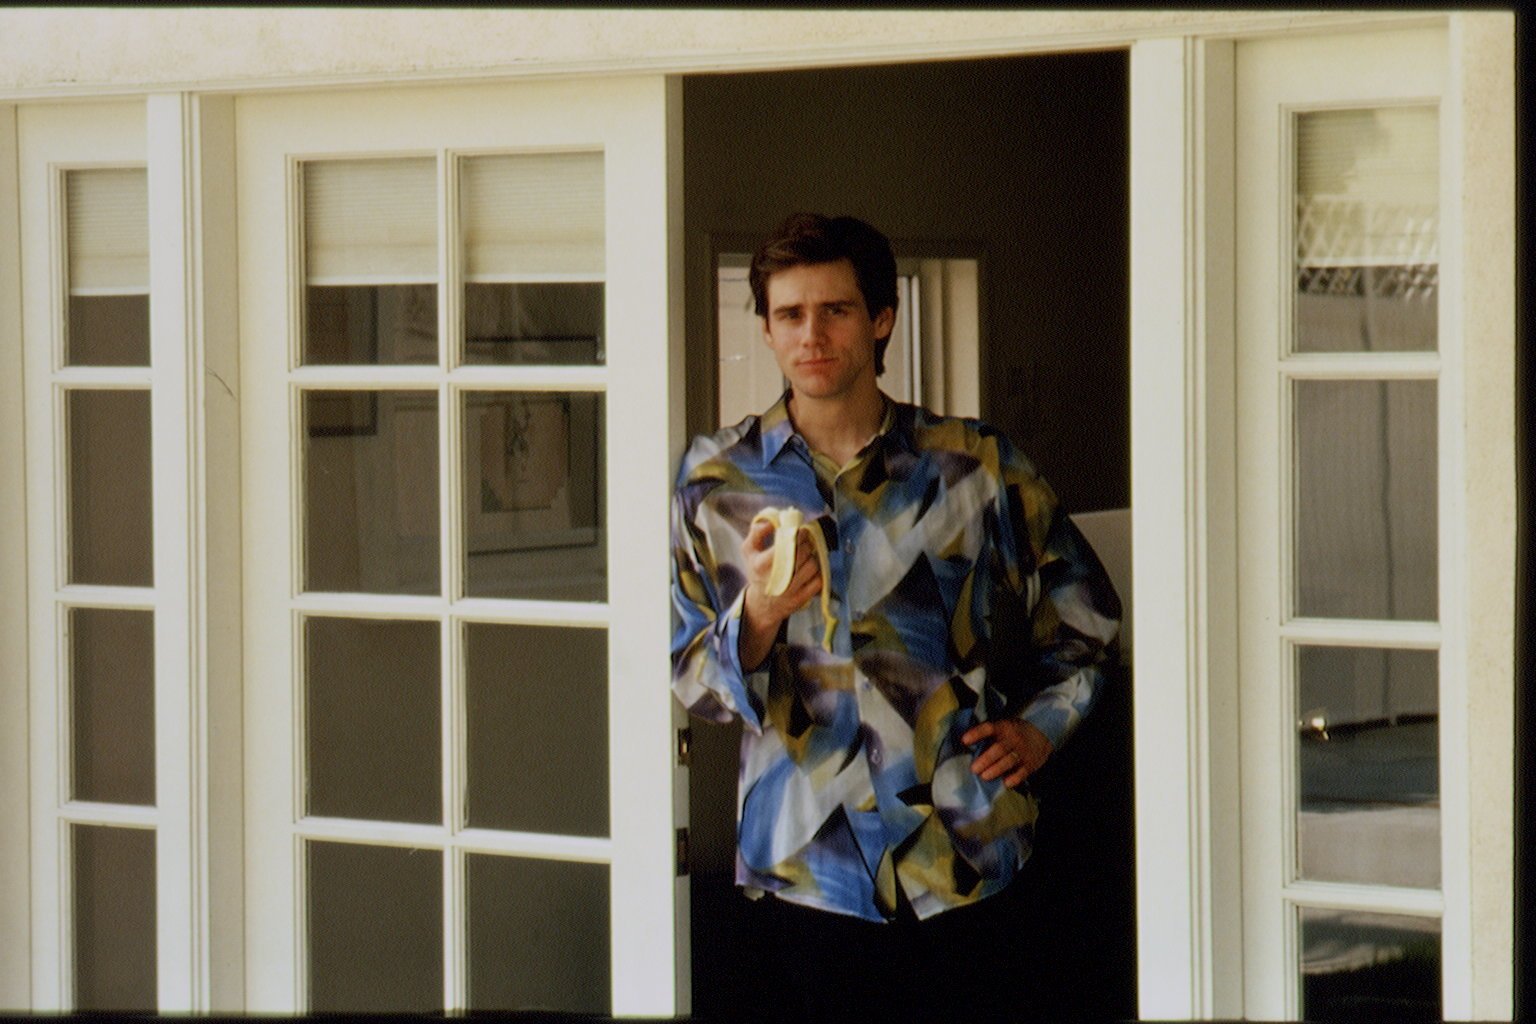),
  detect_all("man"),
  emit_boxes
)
[670,213,1121,1021]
